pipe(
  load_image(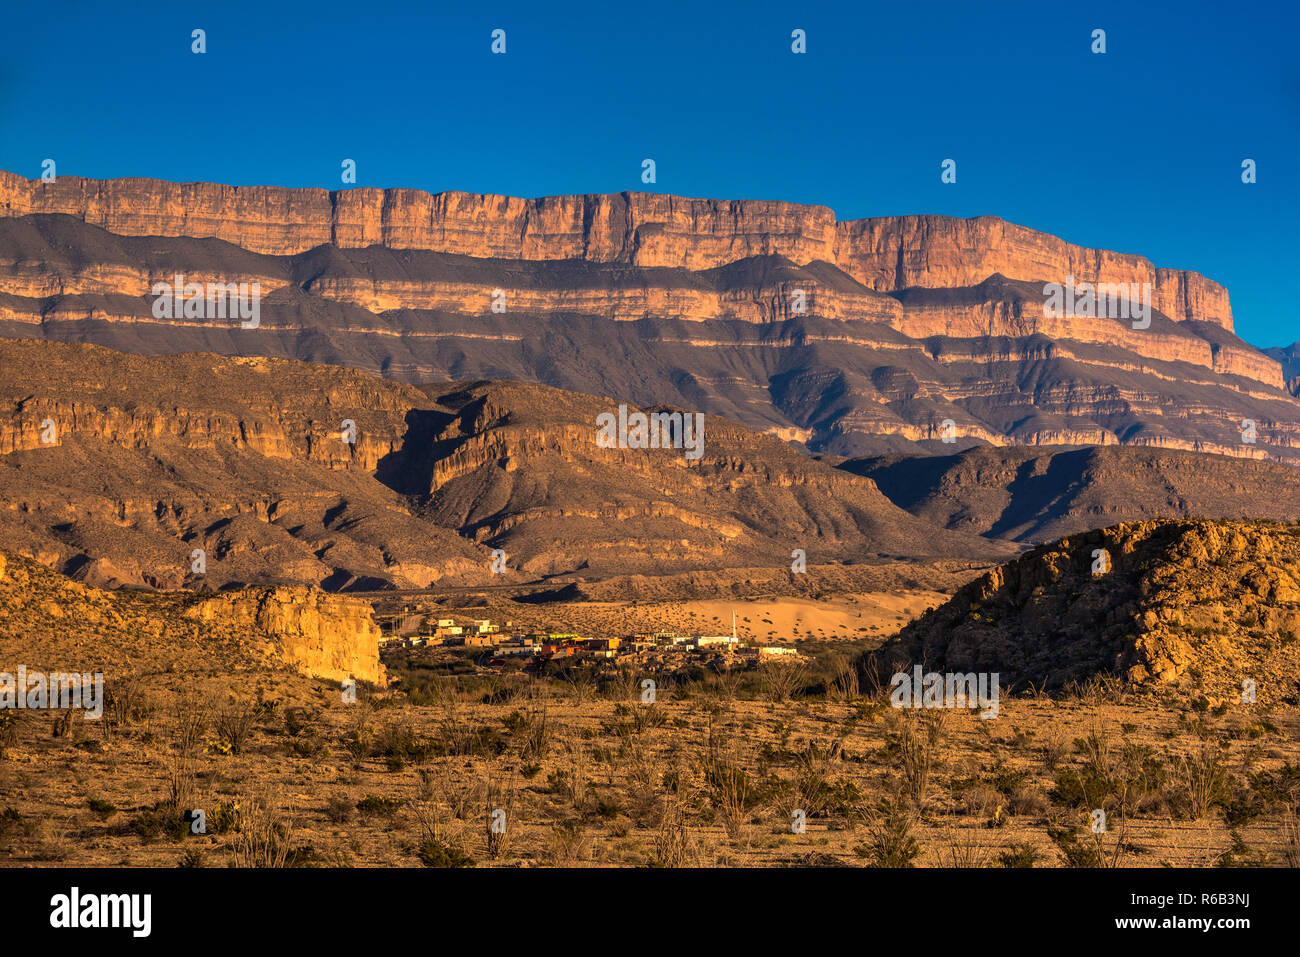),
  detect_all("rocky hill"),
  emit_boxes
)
[842,445,1300,543]
[869,519,1300,704]
[1,173,1296,464]
[0,550,385,684]
[1265,343,1300,397]
[0,338,1005,591]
